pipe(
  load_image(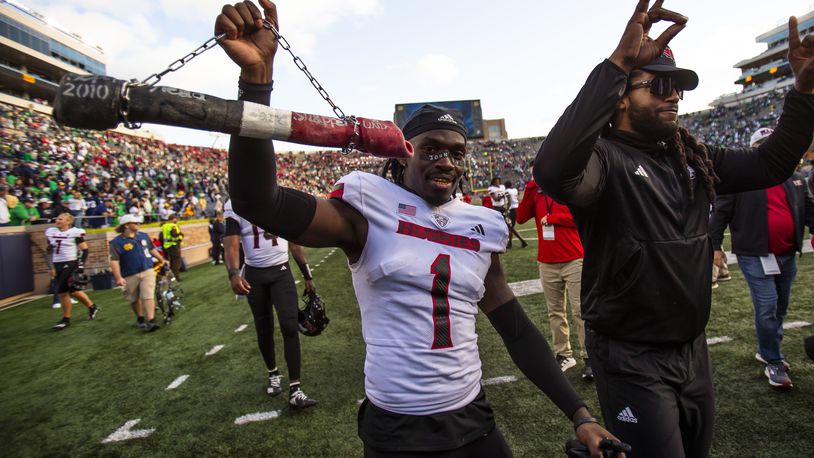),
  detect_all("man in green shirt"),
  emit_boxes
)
[10,197,40,226]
